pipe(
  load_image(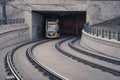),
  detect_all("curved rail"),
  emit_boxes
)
[55,38,120,76]
[26,39,68,80]
[7,50,23,80]
[68,38,120,65]
[5,40,48,80]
